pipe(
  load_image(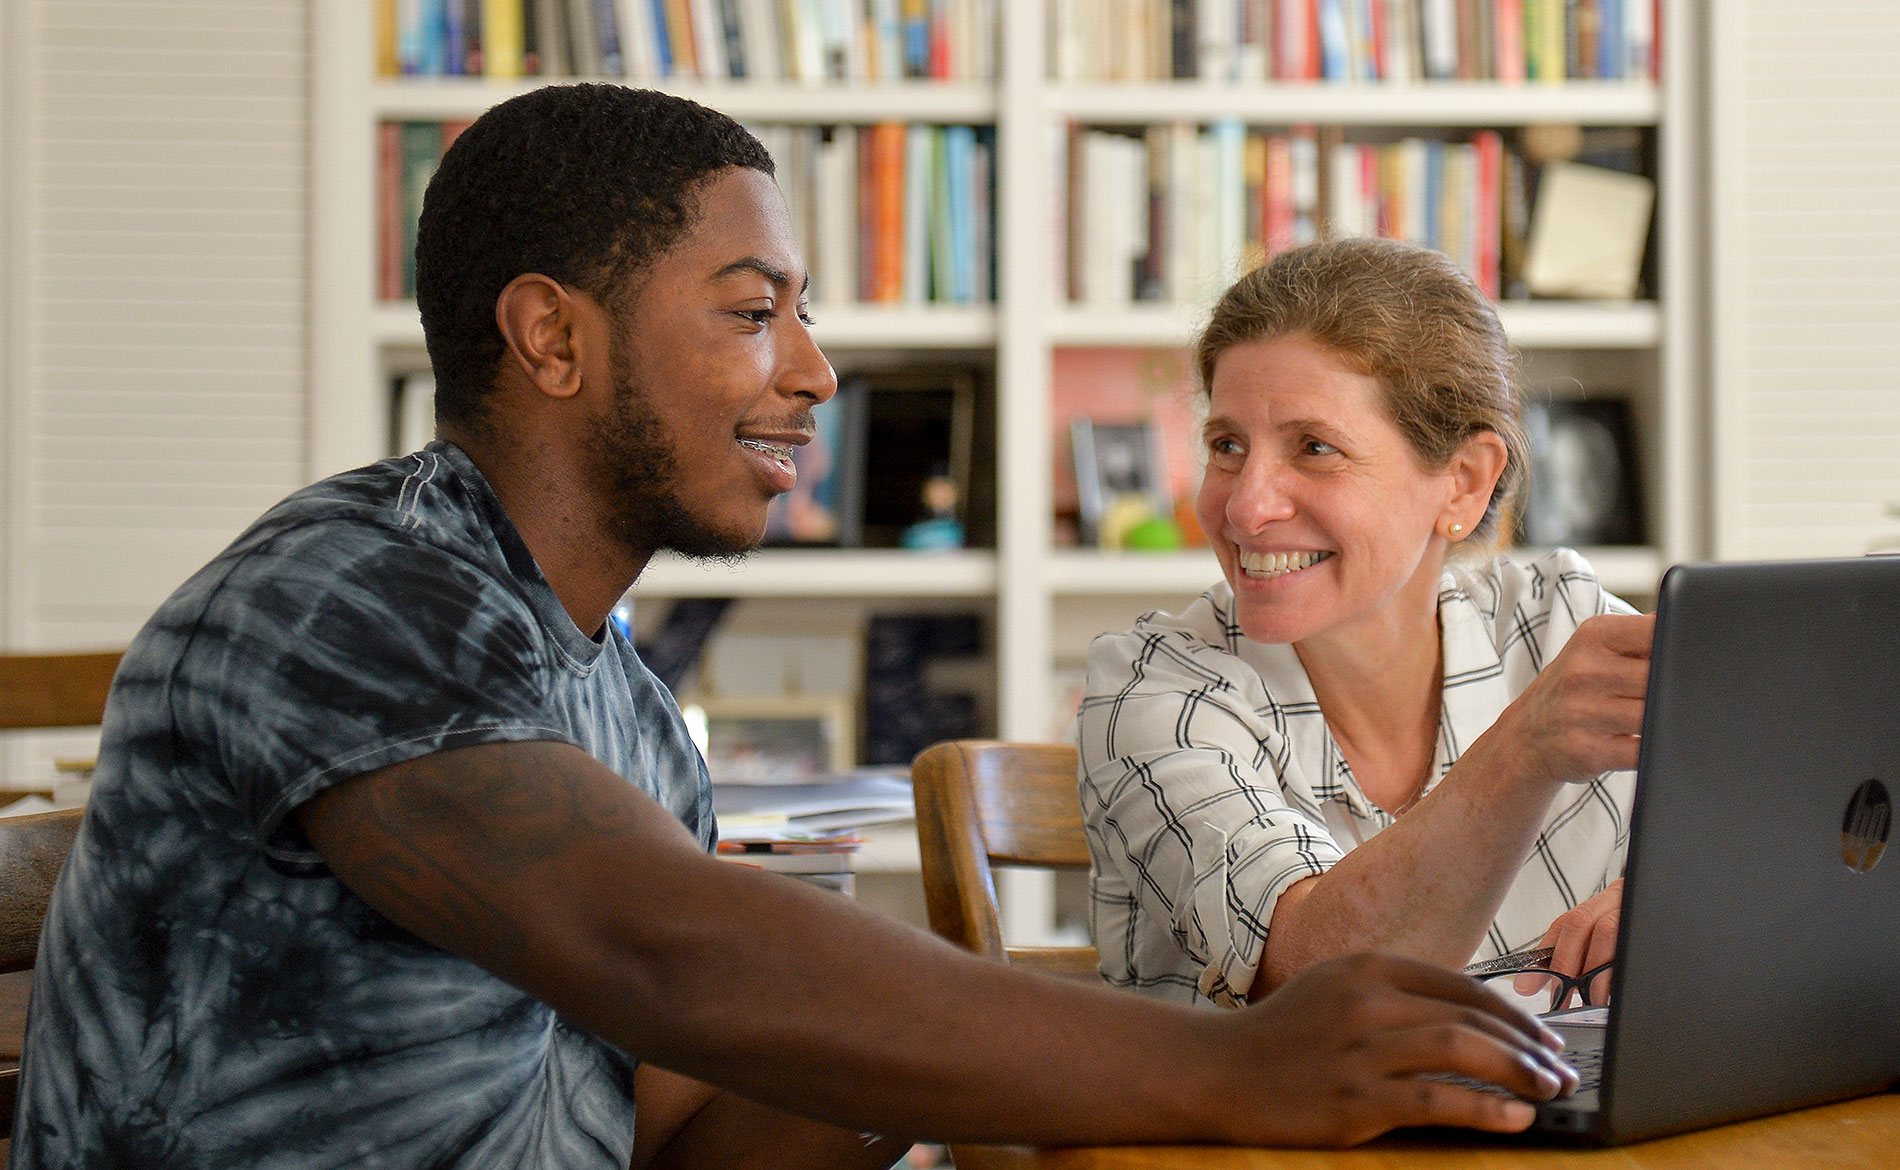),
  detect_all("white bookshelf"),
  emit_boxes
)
[311,0,1705,765]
